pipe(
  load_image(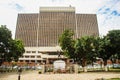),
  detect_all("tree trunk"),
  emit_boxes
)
[83,66,87,72]
[111,59,116,68]
[104,60,108,71]
[100,61,103,69]
[82,59,87,72]
[92,61,94,67]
